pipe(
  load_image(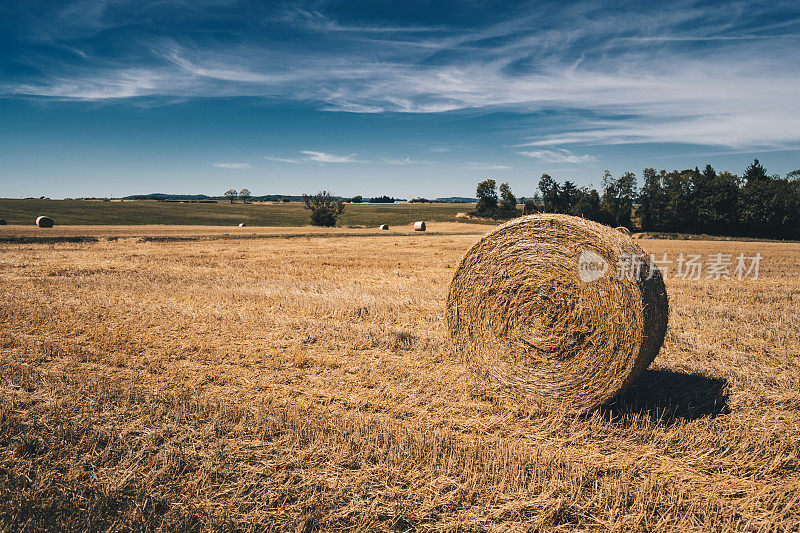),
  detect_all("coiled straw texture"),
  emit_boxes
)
[446,214,669,413]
